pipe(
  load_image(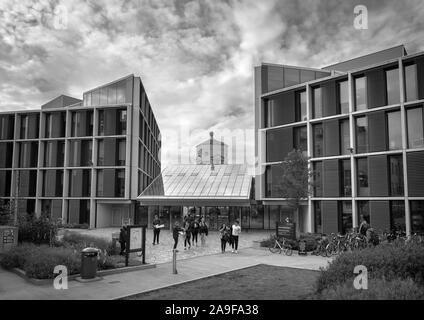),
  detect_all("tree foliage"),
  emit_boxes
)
[276,150,312,209]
